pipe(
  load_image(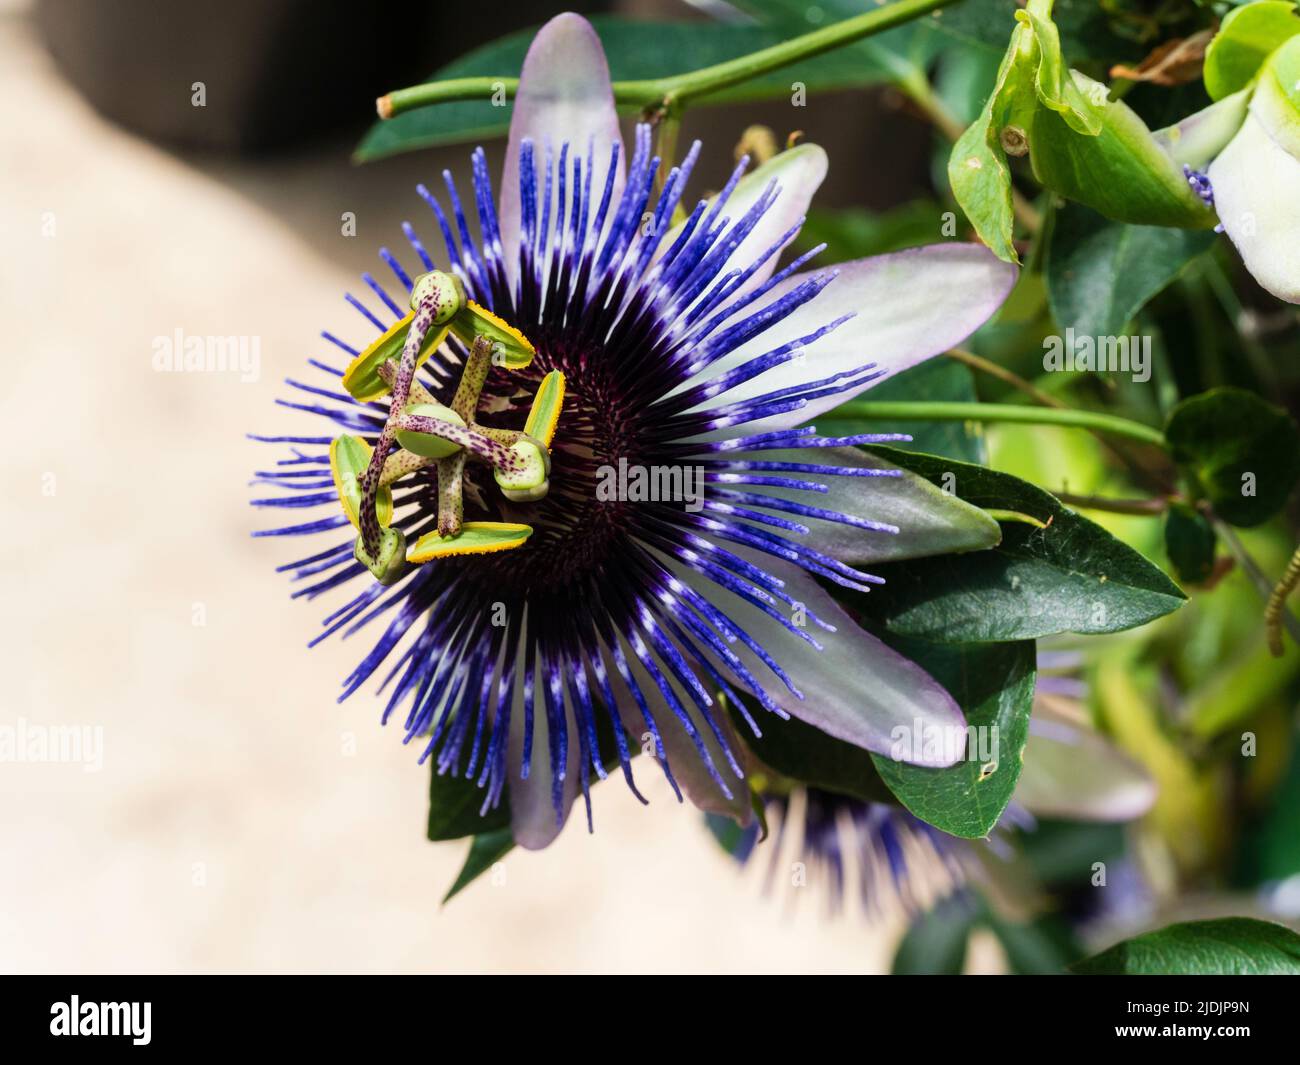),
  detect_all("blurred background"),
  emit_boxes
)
[0,0,944,974]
